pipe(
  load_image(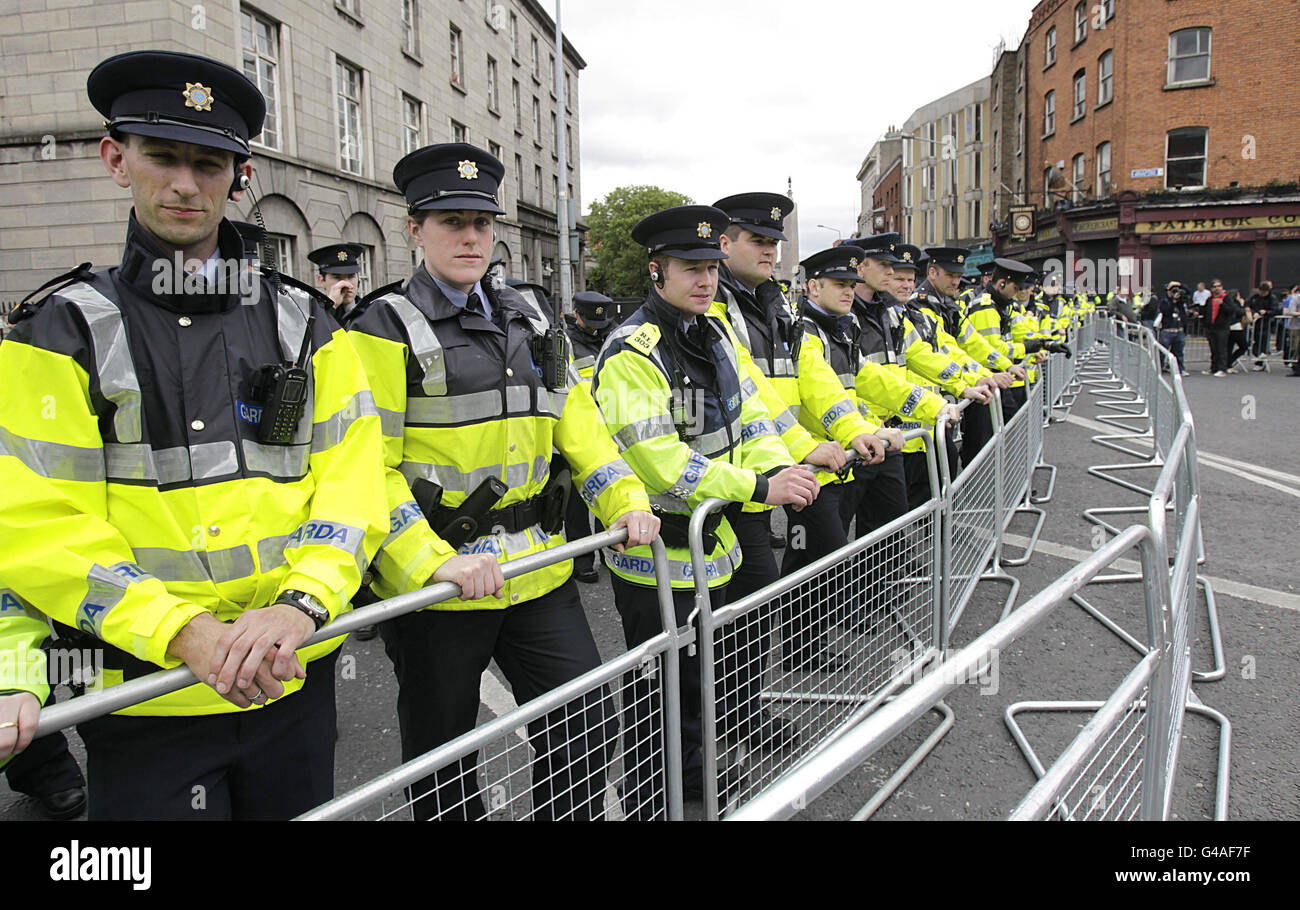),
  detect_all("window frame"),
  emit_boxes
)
[1165,127,1208,190]
[1167,27,1212,86]
[1096,141,1112,196]
[334,55,365,175]
[1072,69,1087,121]
[1098,50,1114,106]
[240,7,282,151]
[449,24,465,90]
[1045,26,1057,68]
[401,0,420,58]
[1044,90,1056,136]
[1073,1,1088,45]
[401,92,423,156]
[486,55,500,113]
